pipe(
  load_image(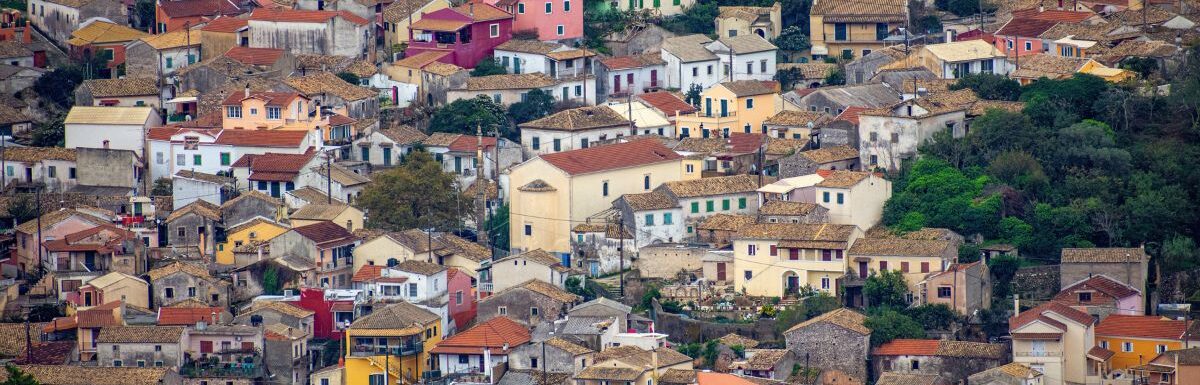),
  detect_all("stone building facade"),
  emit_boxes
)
[783,308,870,383]
[871,339,1008,384]
[95,326,188,369]
[476,280,581,327]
